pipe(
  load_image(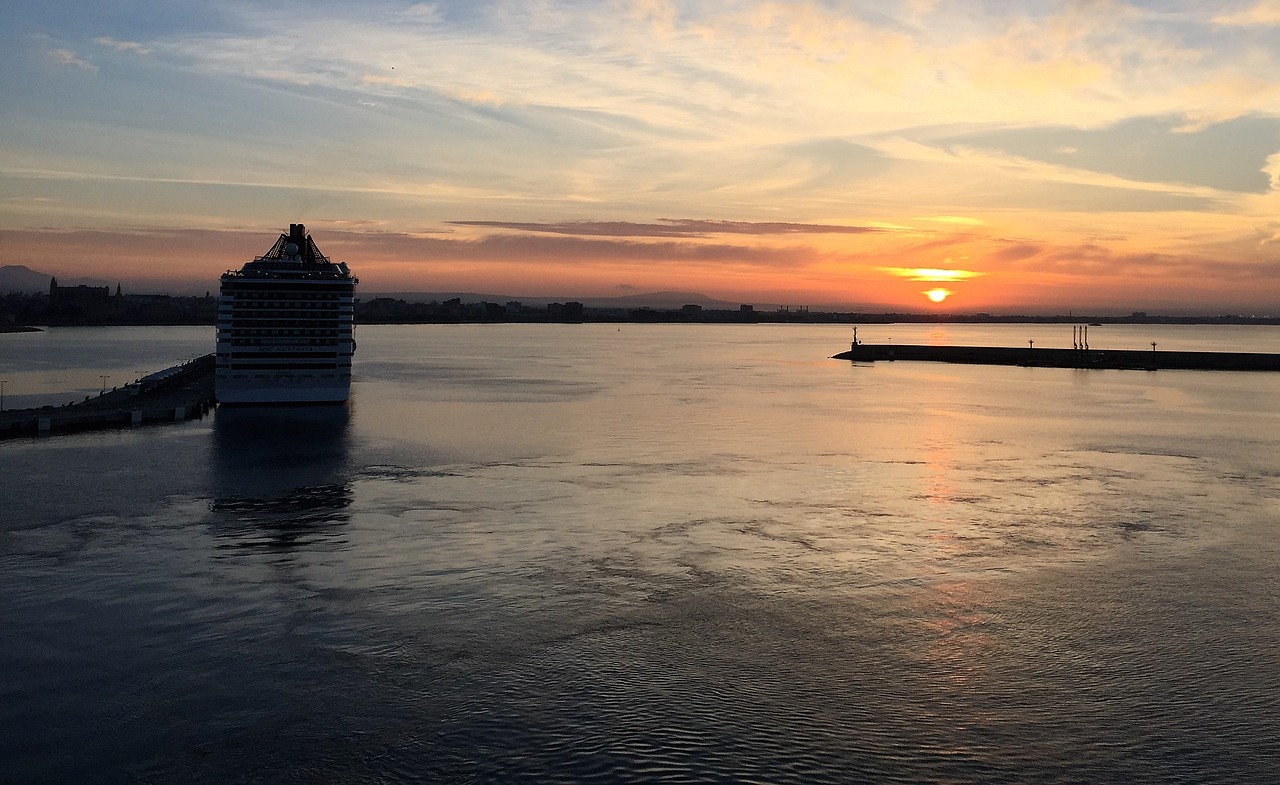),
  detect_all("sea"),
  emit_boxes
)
[2,322,1278,784]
